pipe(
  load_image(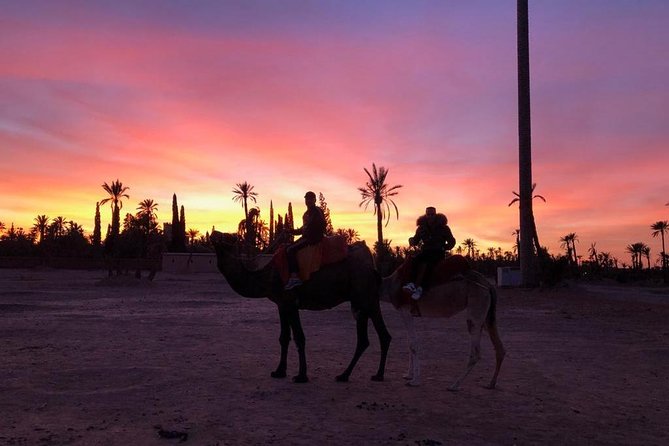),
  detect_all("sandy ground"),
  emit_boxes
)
[1,268,668,446]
